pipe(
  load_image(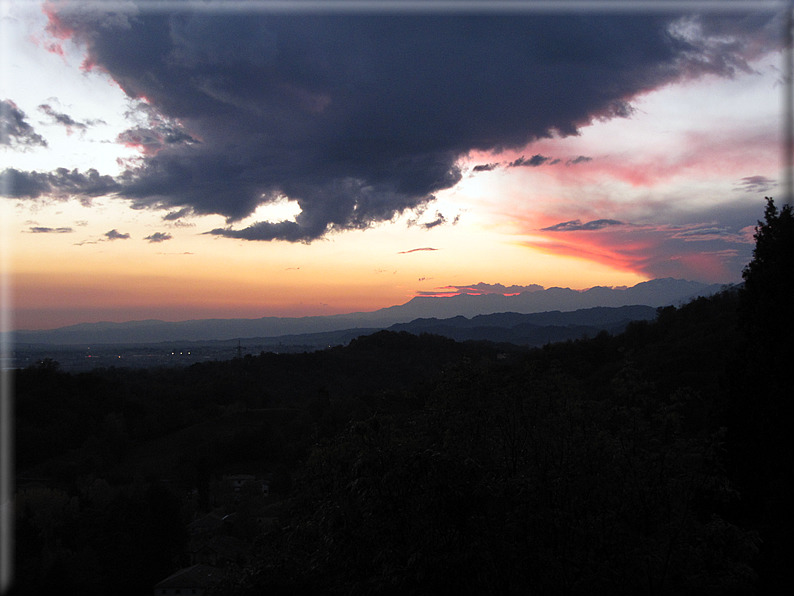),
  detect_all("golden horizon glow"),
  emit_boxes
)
[2,3,778,331]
